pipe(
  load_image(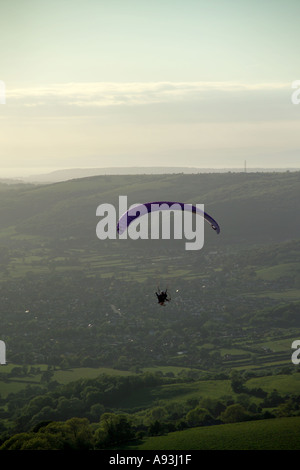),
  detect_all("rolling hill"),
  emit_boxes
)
[0,171,299,450]
[0,171,299,248]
